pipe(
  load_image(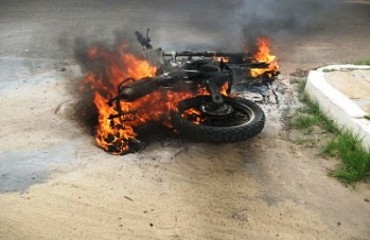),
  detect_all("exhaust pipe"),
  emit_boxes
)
[118,77,161,102]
